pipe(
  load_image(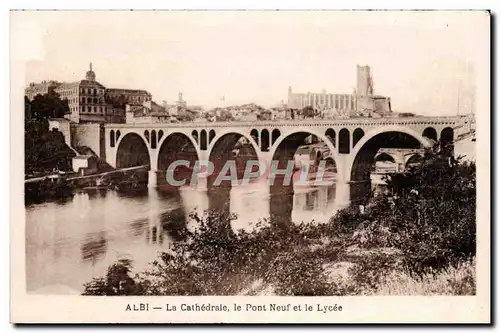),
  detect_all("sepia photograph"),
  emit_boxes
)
[10,9,490,323]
